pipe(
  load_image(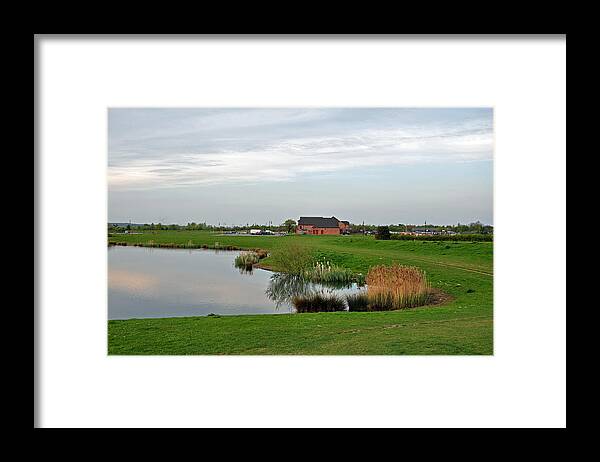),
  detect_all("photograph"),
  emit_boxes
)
[36,34,566,429]
[107,107,494,355]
